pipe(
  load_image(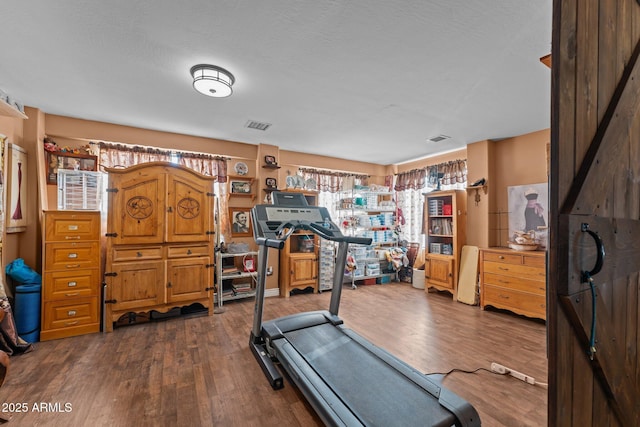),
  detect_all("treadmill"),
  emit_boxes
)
[249,191,480,427]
